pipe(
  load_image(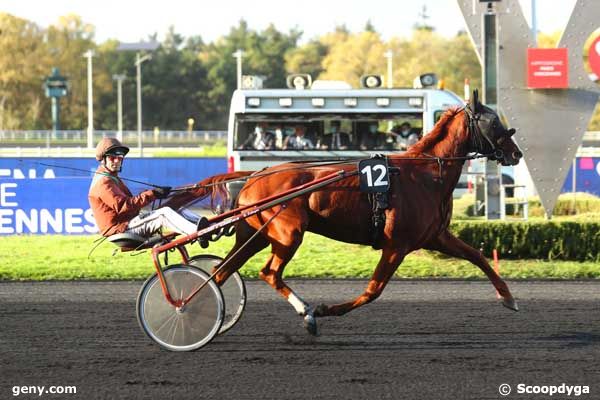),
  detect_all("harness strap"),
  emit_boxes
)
[366,154,390,249]
[421,153,446,182]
